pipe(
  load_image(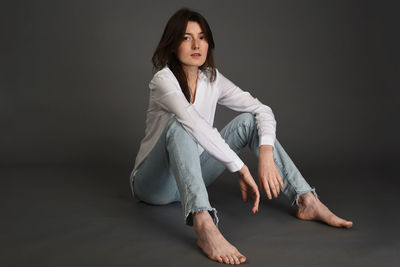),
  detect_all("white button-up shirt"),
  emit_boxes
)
[130,66,276,184]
